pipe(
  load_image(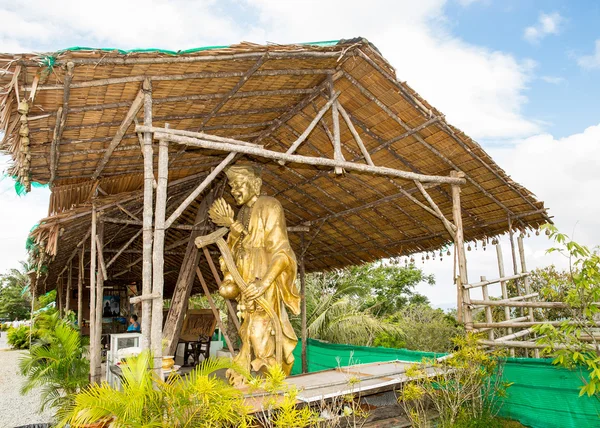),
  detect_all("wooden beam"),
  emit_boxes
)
[66,260,72,312]
[451,171,470,328]
[337,101,374,166]
[77,246,84,329]
[144,127,466,185]
[196,267,235,355]
[106,229,143,268]
[141,78,153,350]
[518,235,539,357]
[414,180,456,240]
[464,272,529,290]
[102,216,210,231]
[300,234,308,374]
[279,91,340,163]
[164,152,236,229]
[92,88,144,180]
[89,207,97,382]
[163,184,222,356]
[341,70,521,220]
[150,129,169,373]
[202,247,241,334]
[329,77,344,175]
[48,62,74,186]
[26,68,335,91]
